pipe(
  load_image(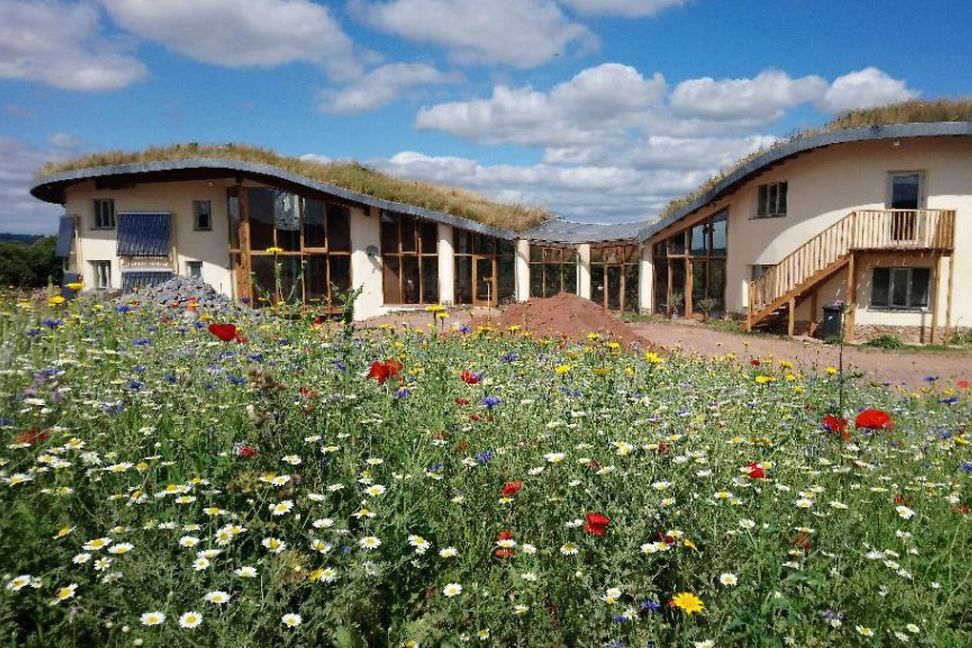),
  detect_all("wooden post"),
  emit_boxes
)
[944,253,956,343]
[844,252,856,341]
[170,211,179,275]
[684,259,694,318]
[929,254,941,344]
[787,297,796,337]
[746,281,753,332]
[808,290,818,337]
